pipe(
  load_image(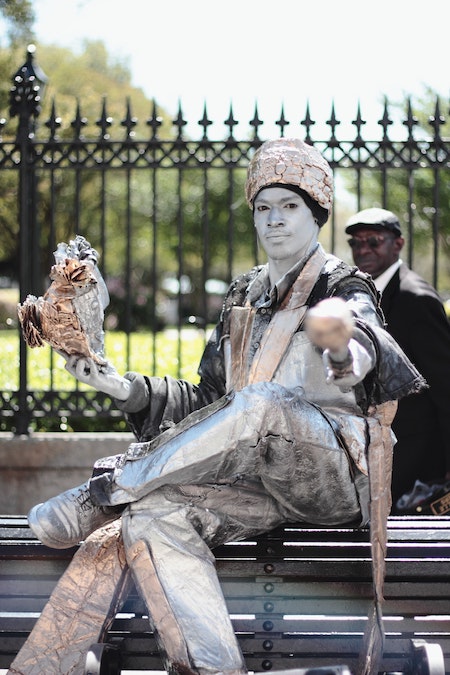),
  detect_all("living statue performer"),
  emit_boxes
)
[12,139,425,675]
